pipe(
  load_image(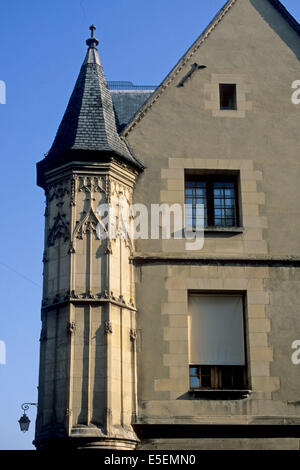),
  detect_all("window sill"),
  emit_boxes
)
[185,227,244,236]
[189,389,252,400]
[205,226,244,234]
